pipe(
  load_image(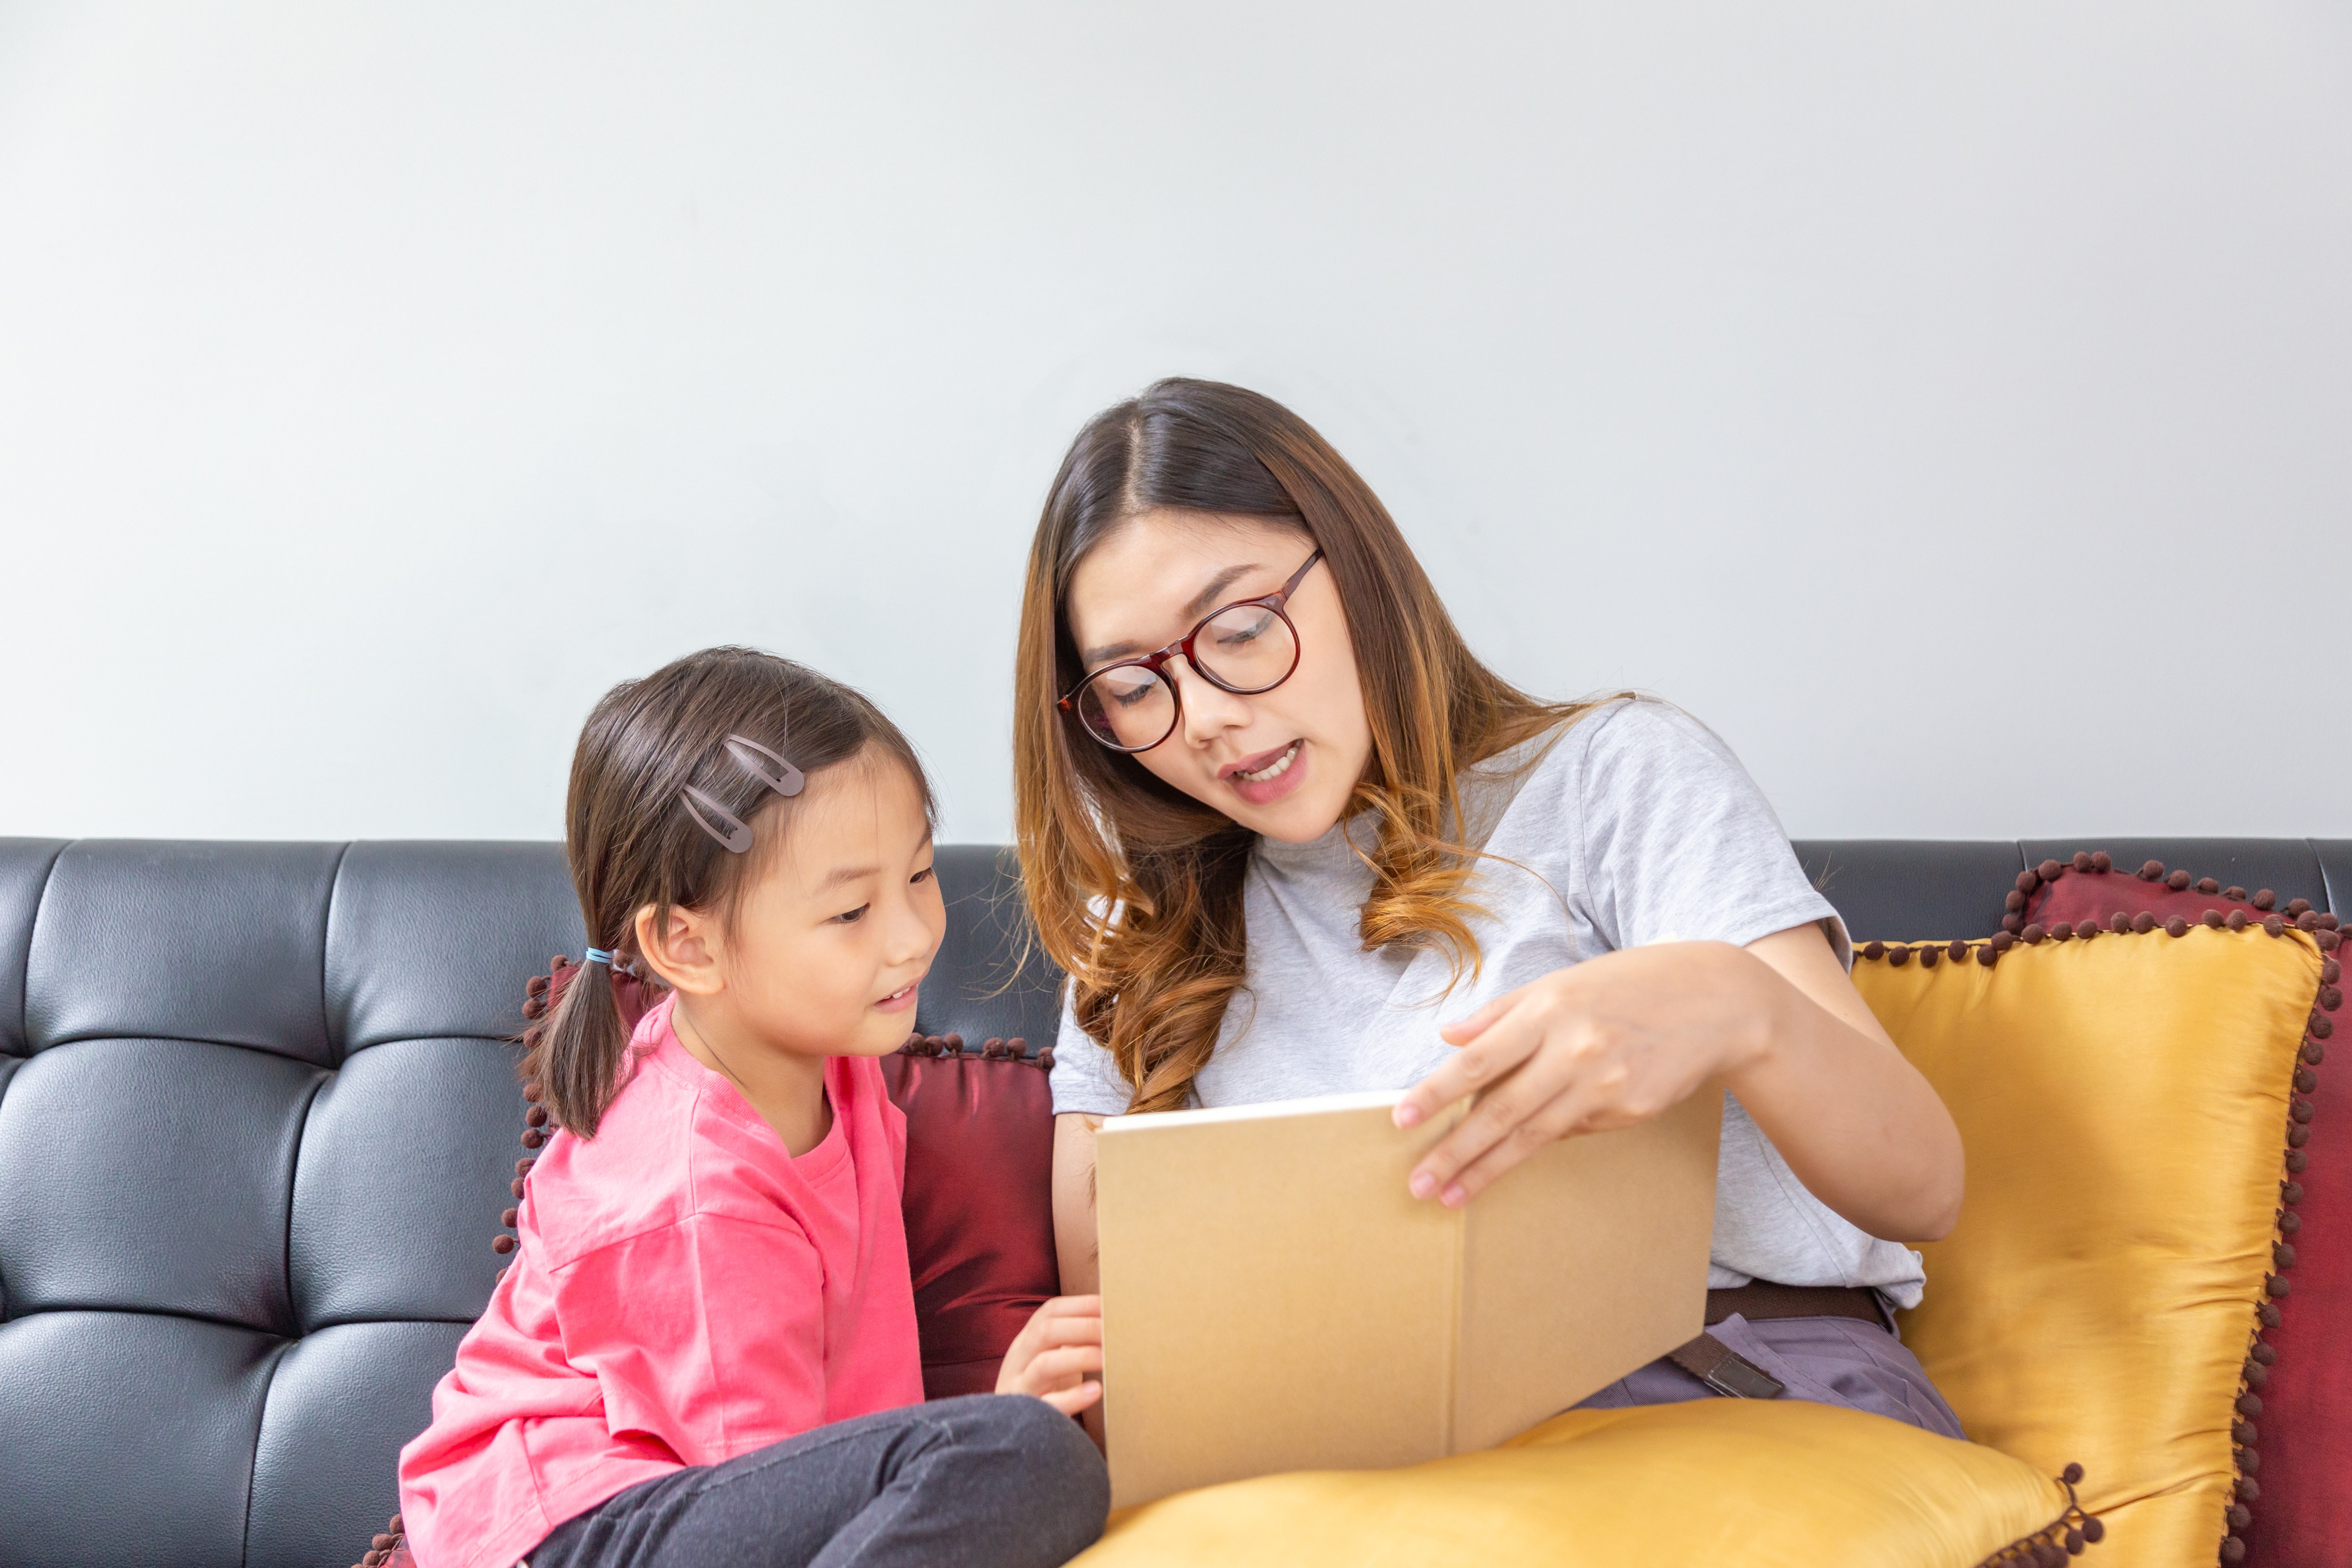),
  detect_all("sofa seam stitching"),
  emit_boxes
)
[285,1069,331,1338]
[238,1335,299,1568]
[319,841,354,1068]
[13,839,68,1057]
[2,841,68,1323]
